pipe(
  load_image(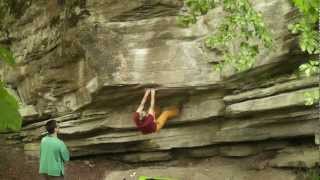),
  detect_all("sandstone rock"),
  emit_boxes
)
[19,105,39,122]
[221,108,318,131]
[24,118,315,156]
[218,141,289,157]
[115,151,172,163]
[180,140,290,158]
[224,76,319,104]
[183,146,219,158]
[269,146,320,168]
[226,87,319,115]
[104,158,299,180]
[2,0,298,117]
[316,120,320,145]
[1,0,317,166]
[219,145,263,157]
